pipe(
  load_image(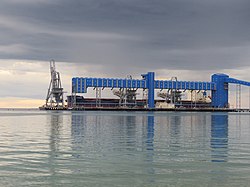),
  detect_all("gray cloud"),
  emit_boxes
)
[1,0,250,74]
